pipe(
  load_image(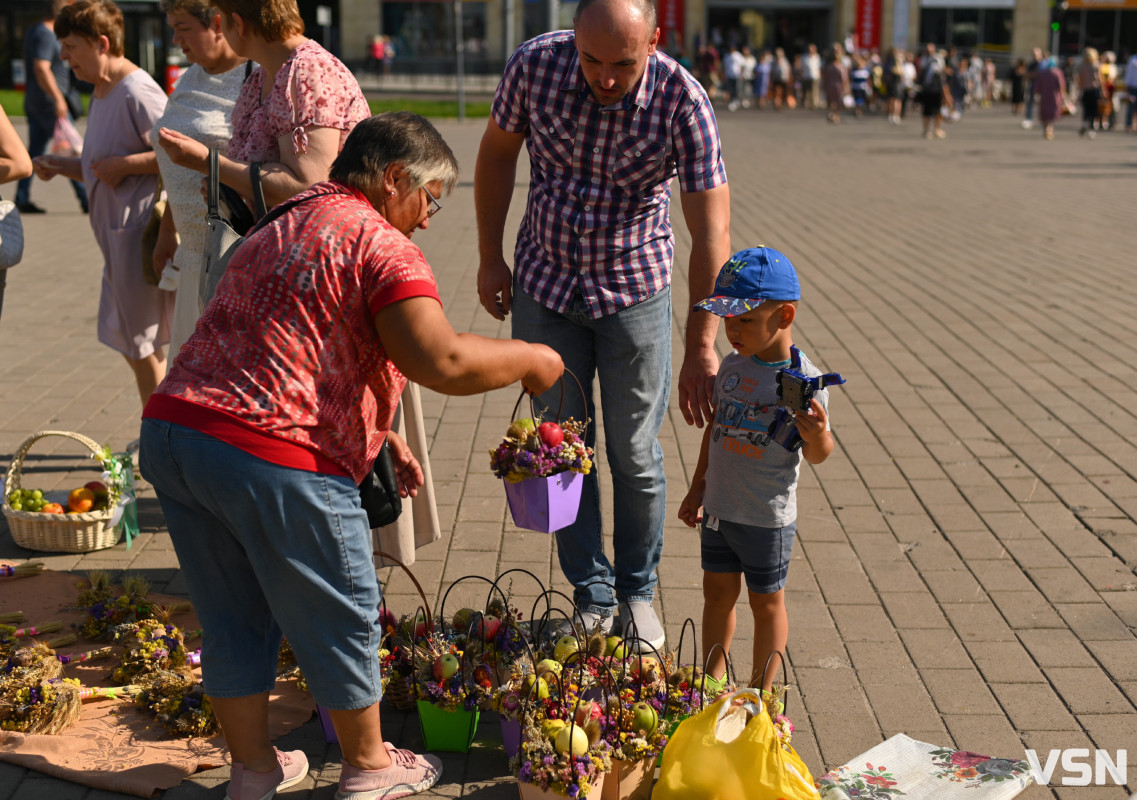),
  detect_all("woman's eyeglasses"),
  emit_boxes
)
[421,185,443,218]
